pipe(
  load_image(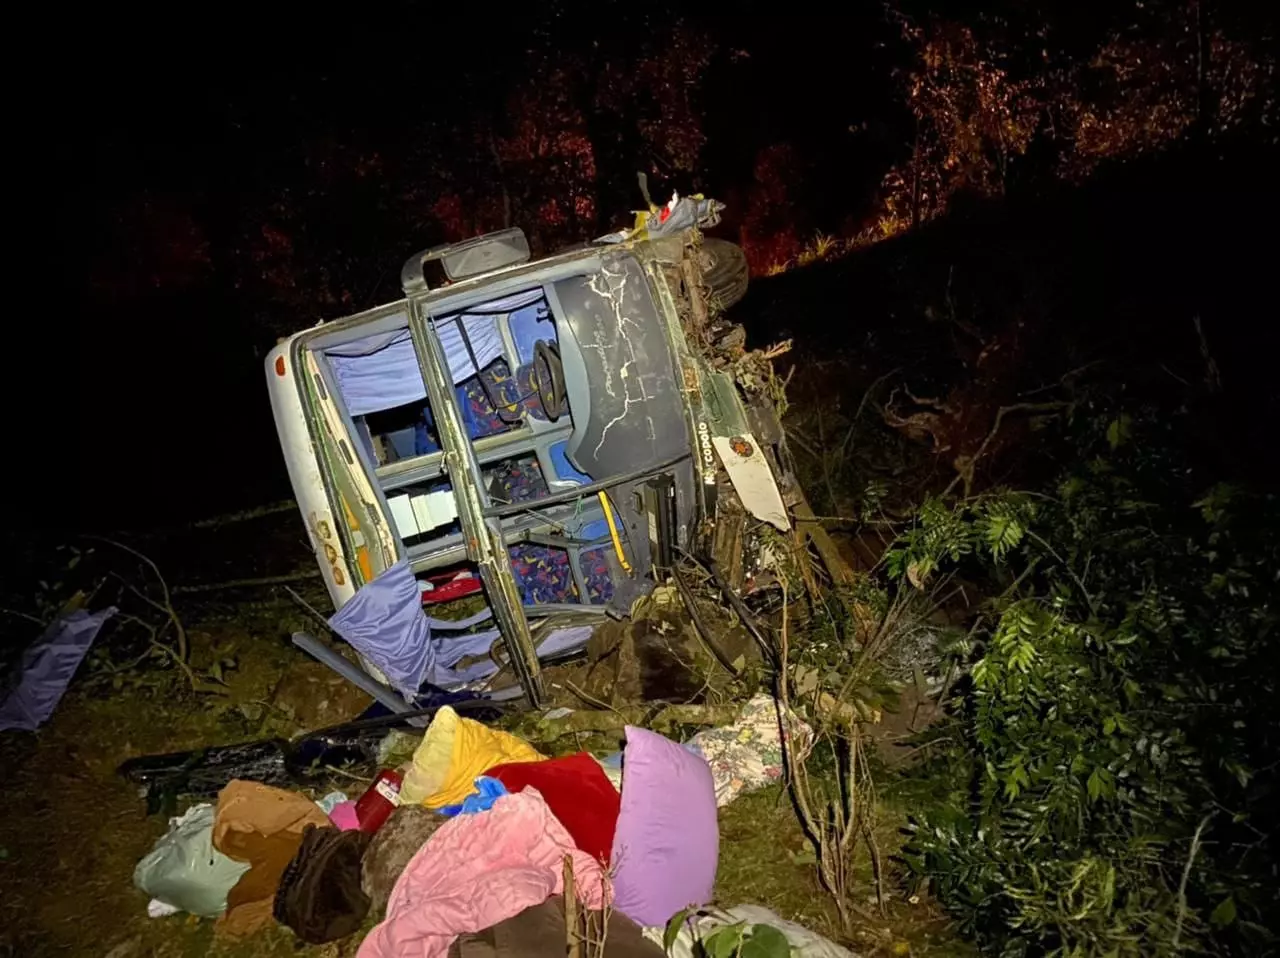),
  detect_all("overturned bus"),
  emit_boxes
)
[266,197,799,710]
